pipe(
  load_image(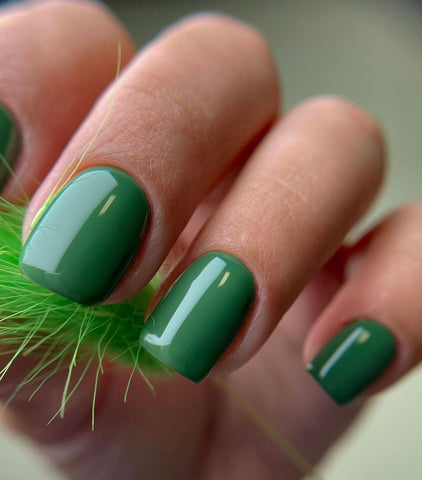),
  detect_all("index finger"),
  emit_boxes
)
[0,0,135,200]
